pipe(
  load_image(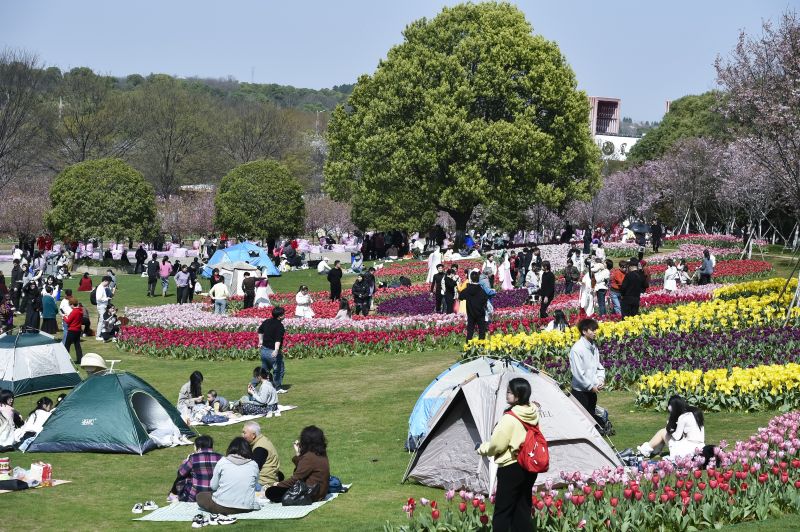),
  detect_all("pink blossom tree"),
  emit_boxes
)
[0,177,48,241]
[303,194,355,239]
[715,11,800,217]
[157,190,215,243]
